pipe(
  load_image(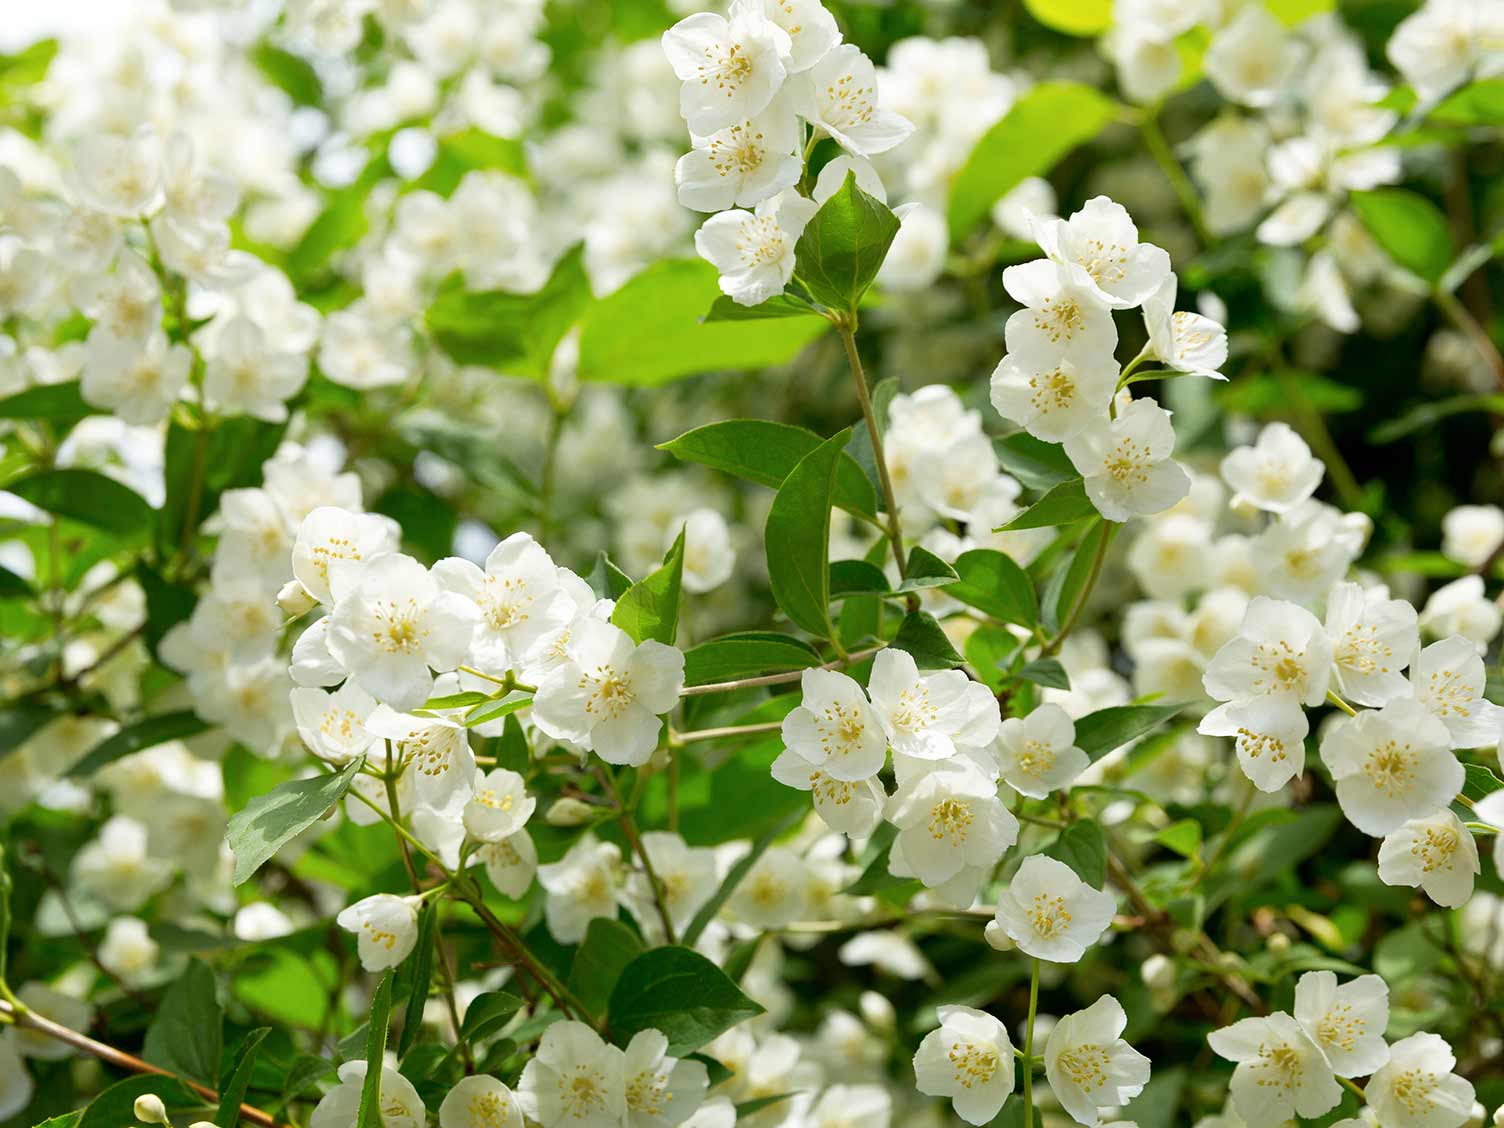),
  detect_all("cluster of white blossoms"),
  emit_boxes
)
[1210,970,1475,1128]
